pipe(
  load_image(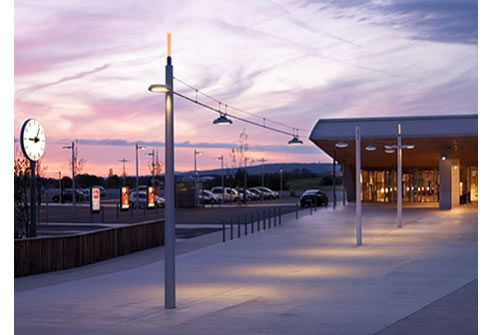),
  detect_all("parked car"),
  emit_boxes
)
[240,188,259,201]
[129,191,165,208]
[199,189,221,204]
[52,189,85,203]
[211,187,238,202]
[255,186,278,199]
[93,185,106,197]
[81,189,90,201]
[300,189,328,207]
